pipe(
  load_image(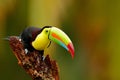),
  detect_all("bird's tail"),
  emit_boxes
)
[3,36,10,41]
[3,36,20,41]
